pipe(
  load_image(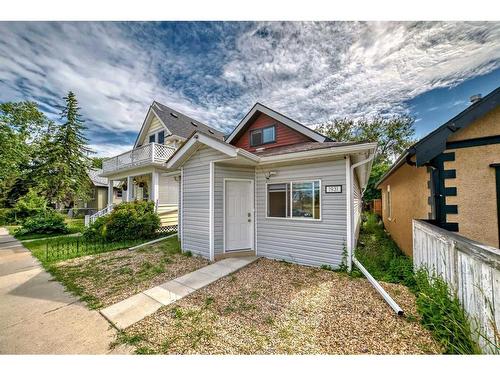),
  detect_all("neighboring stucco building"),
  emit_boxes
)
[377,87,500,256]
